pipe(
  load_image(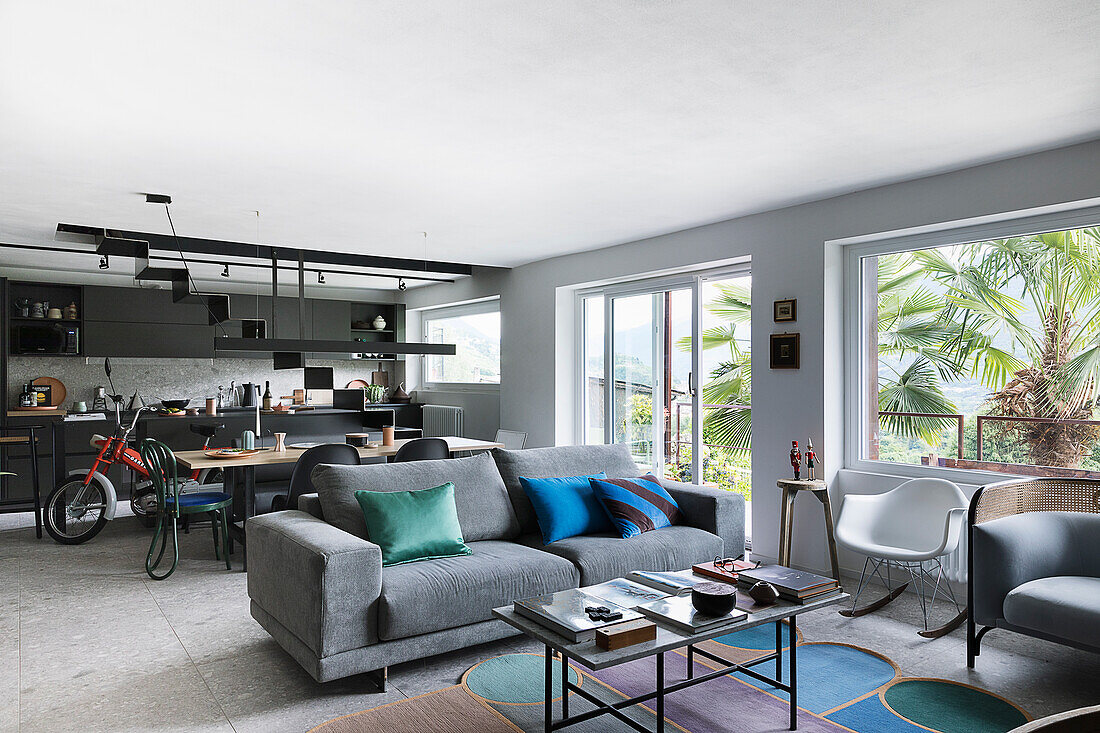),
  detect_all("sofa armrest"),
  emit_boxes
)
[247,510,382,657]
[296,492,324,520]
[659,478,746,557]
